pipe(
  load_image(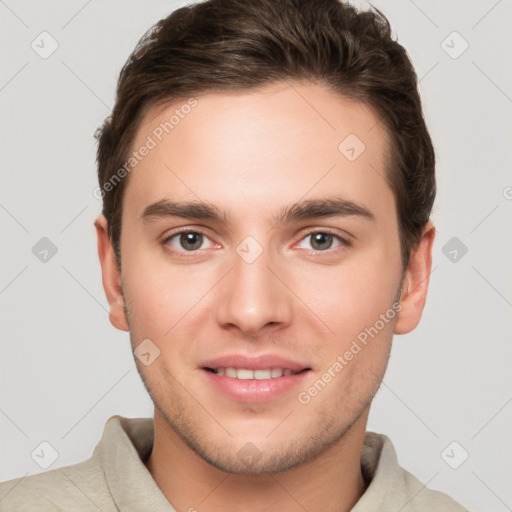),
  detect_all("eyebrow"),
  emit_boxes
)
[140,197,375,226]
